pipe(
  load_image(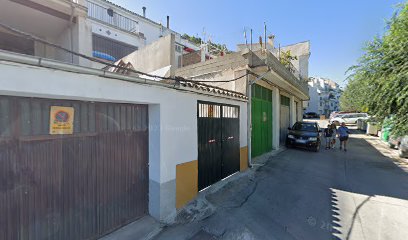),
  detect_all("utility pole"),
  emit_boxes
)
[250,29,253,51]
[264,22,267,51]
[244,28,248,46]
